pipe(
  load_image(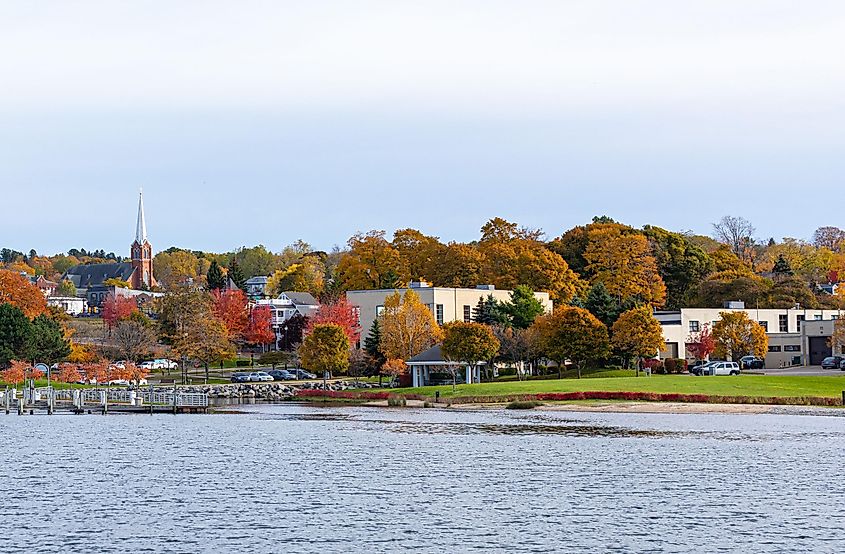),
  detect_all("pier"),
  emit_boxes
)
[1,385,209,415]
